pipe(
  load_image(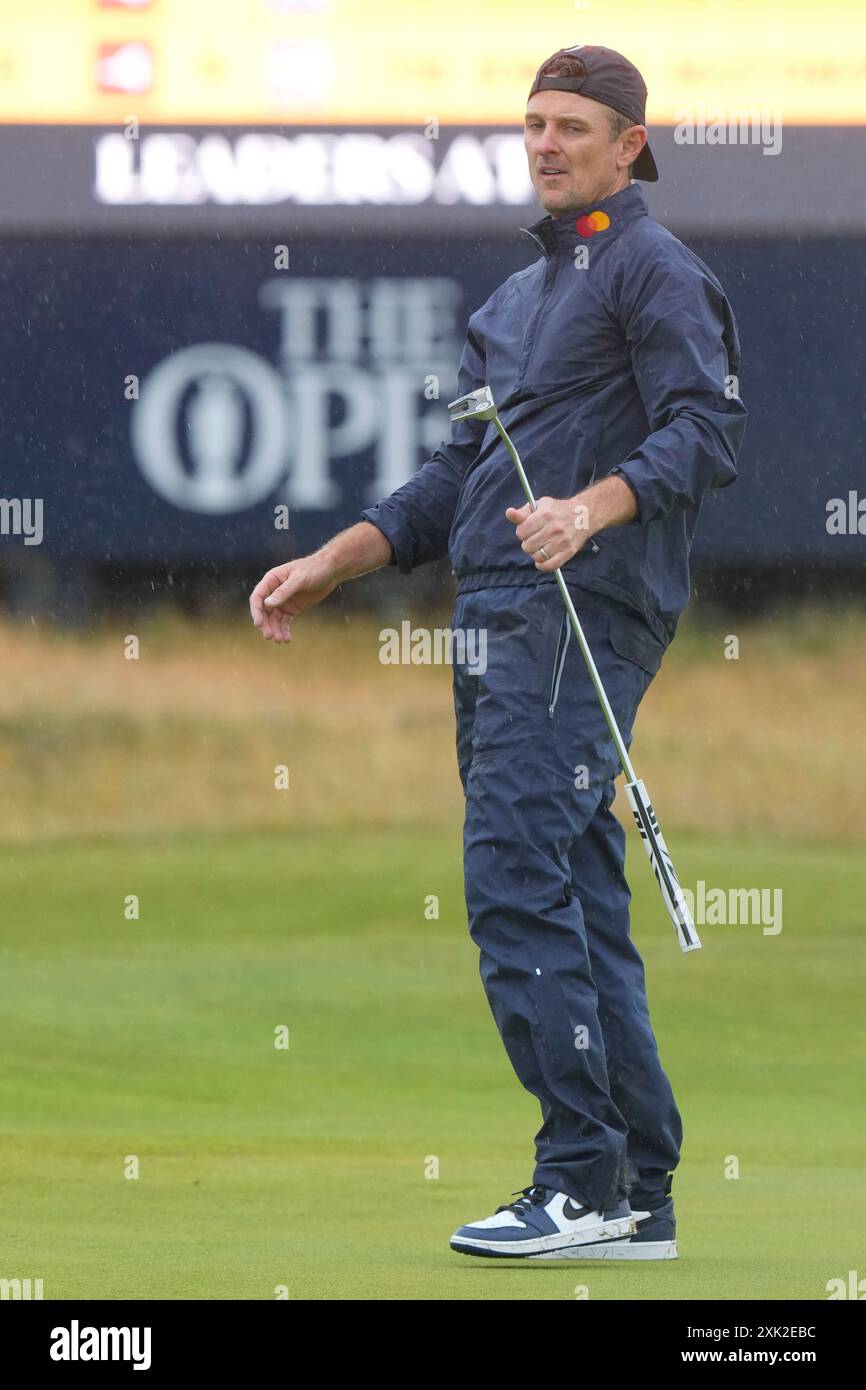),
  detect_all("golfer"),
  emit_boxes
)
[250,44,747,1260]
